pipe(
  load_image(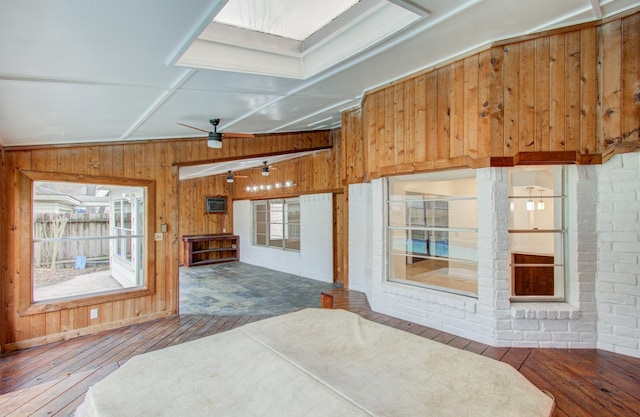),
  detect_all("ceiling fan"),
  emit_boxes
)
[177,118,255,148]
[226,170,248,183]
[260,161,280,176]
